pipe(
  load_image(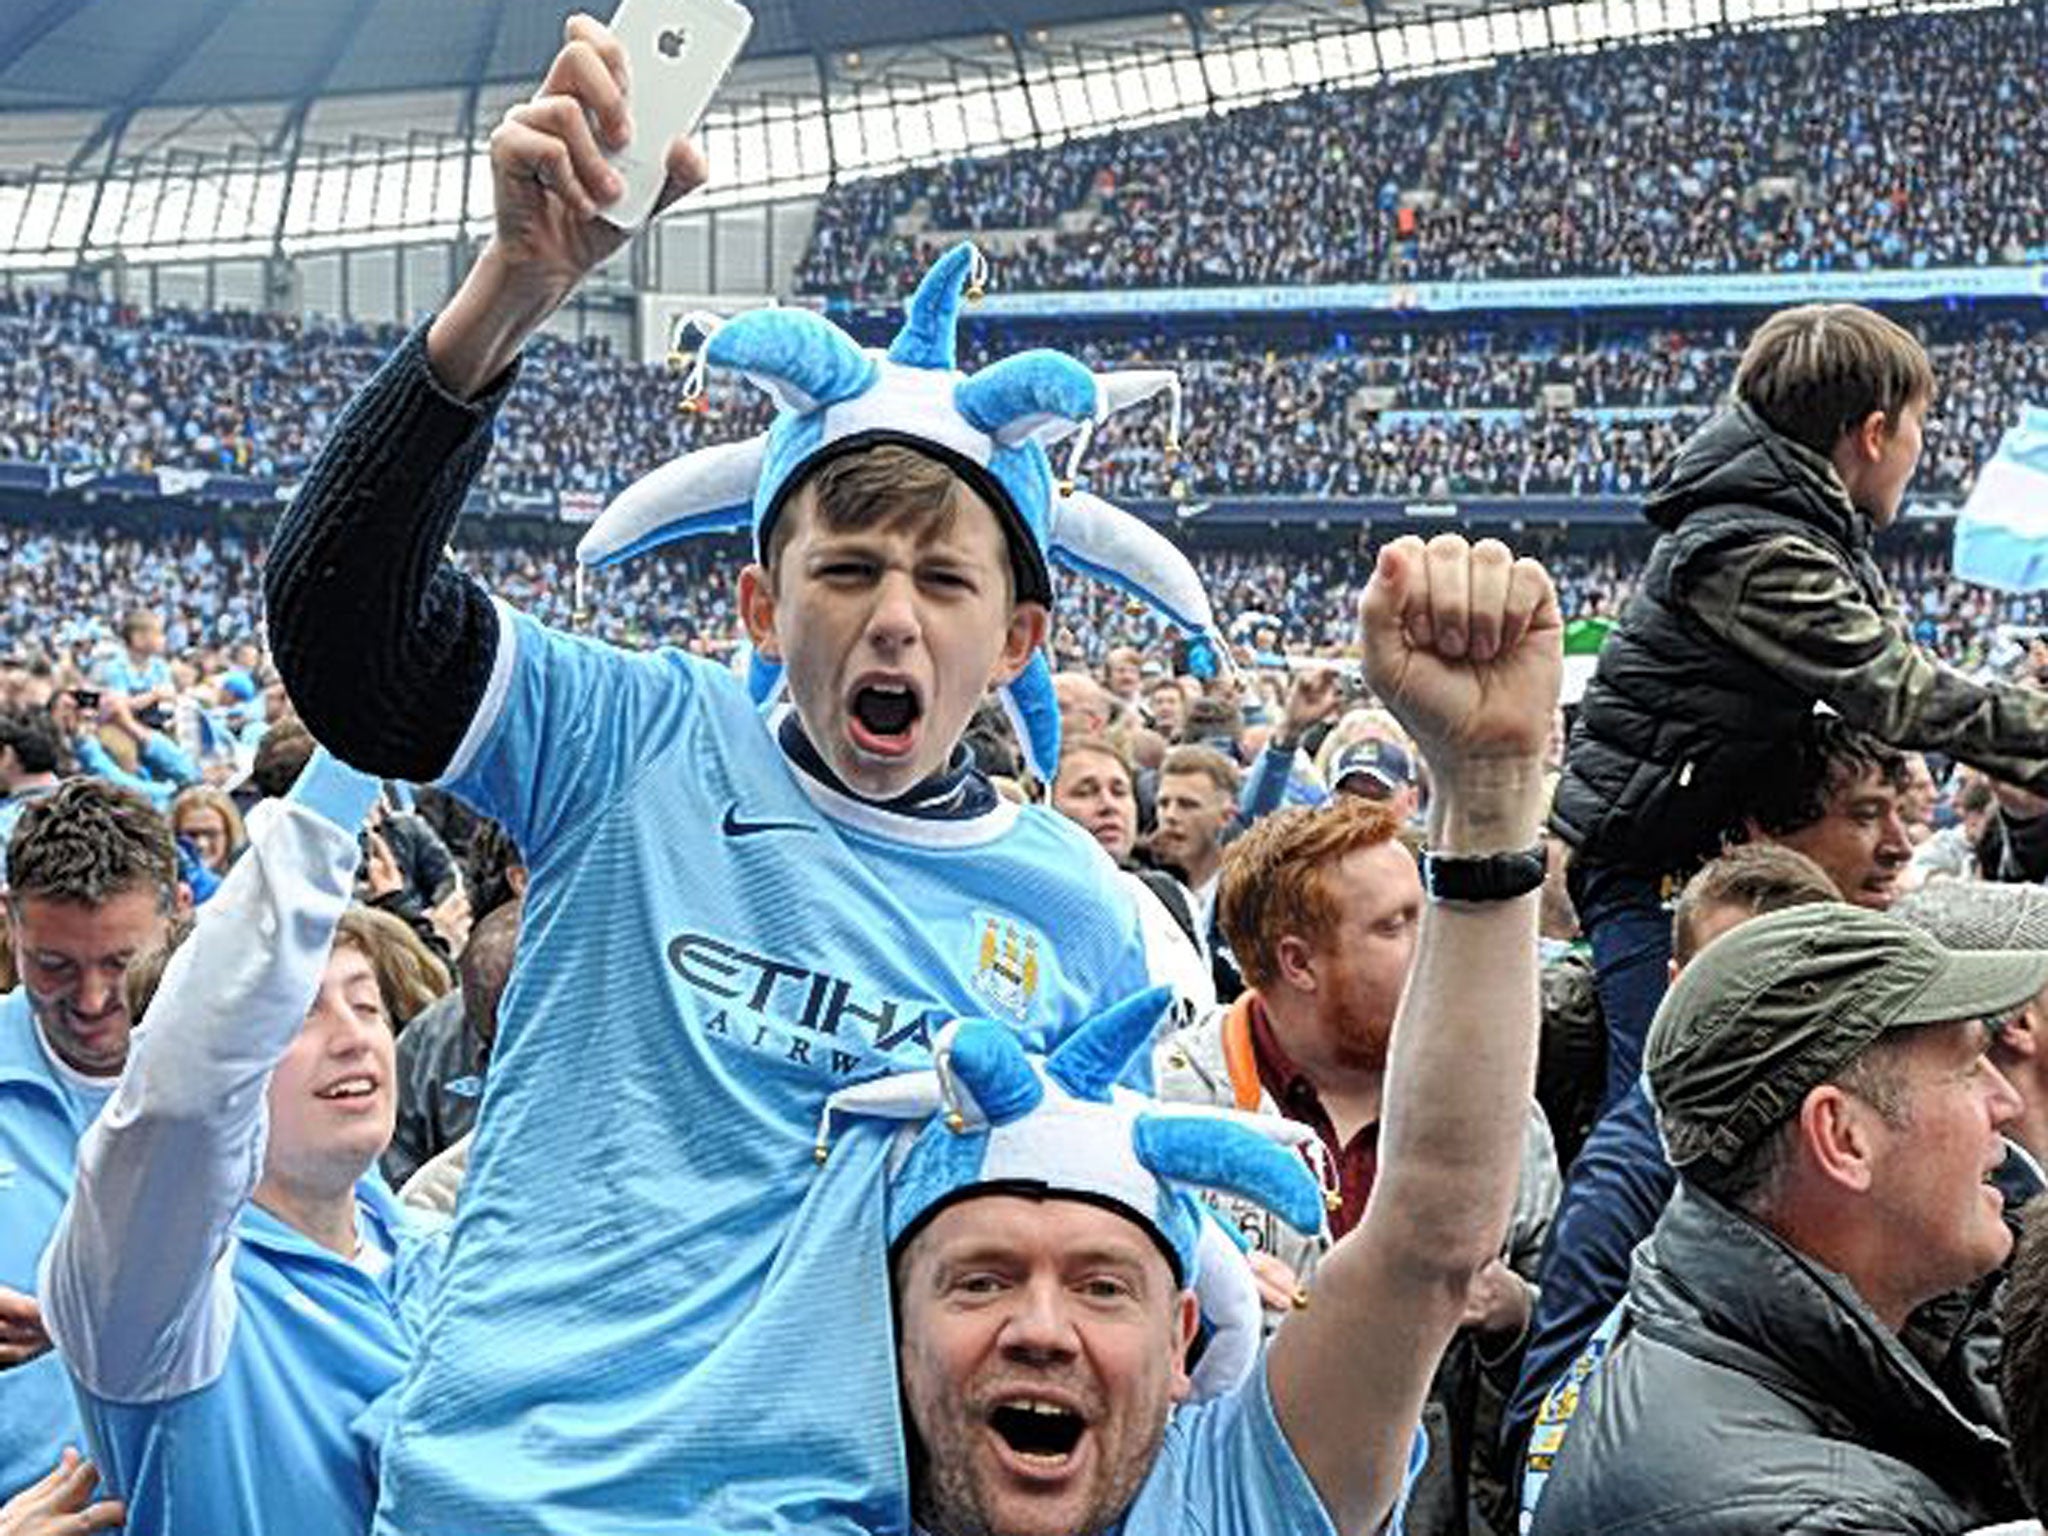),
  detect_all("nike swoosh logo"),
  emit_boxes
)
[722,805,816,839]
